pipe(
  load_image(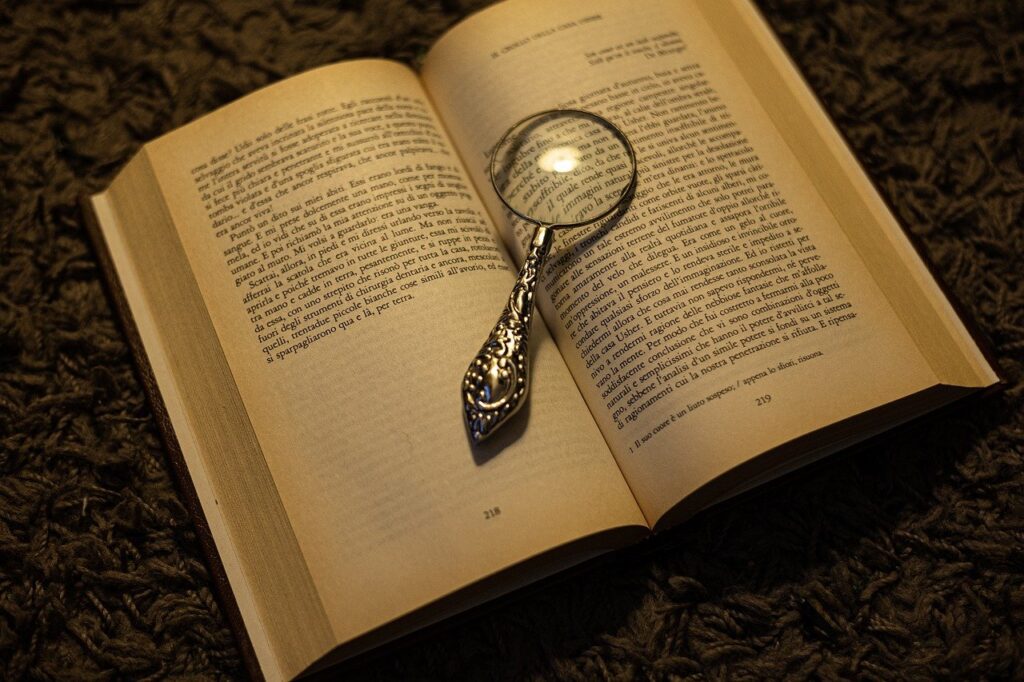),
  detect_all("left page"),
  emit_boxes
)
[112,59,646,673]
